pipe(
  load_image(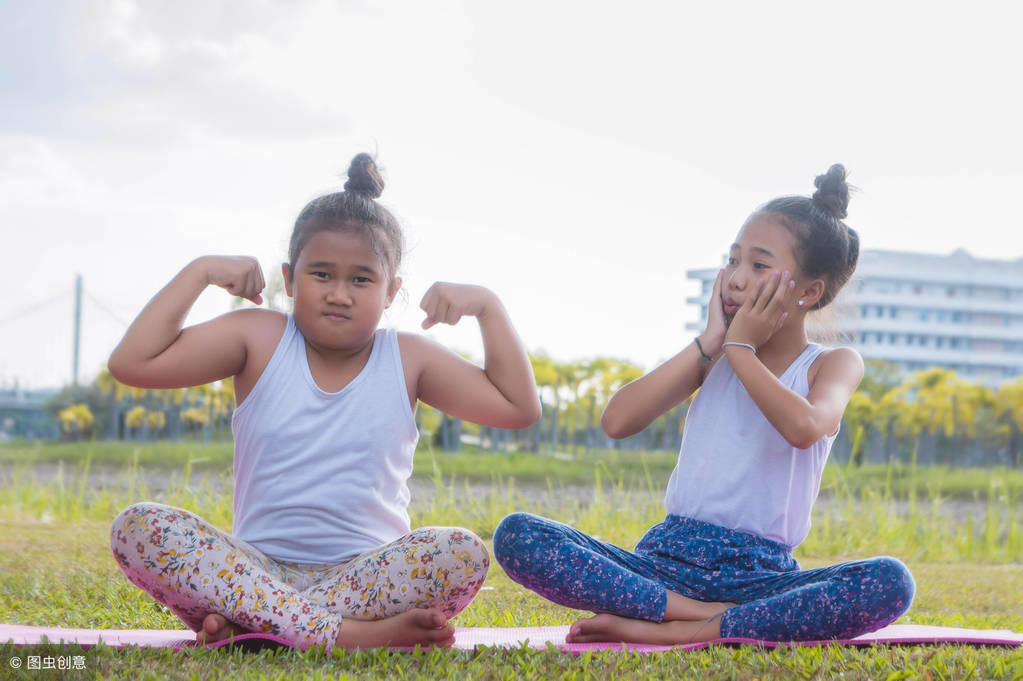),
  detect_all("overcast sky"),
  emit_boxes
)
[2,0,1022,389]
